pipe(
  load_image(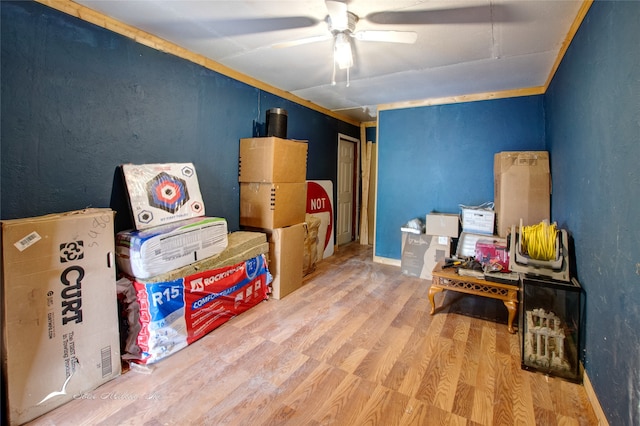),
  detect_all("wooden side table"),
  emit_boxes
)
[429,261,519,334]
